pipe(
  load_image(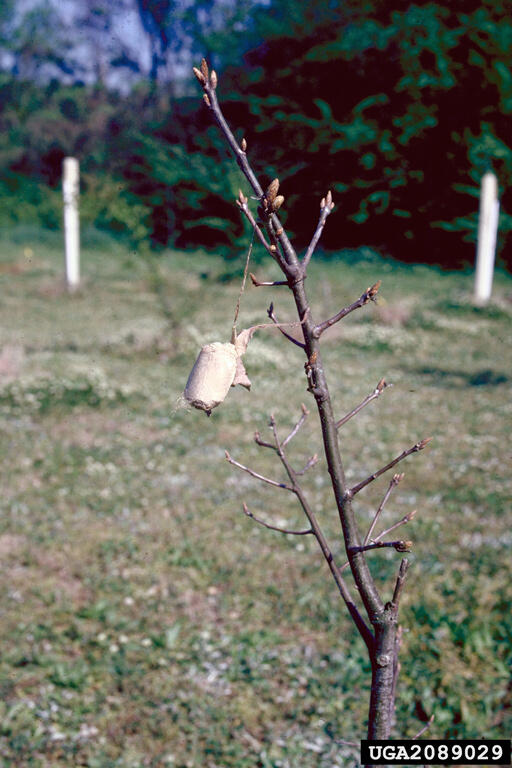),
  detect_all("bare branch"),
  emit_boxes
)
[282,403,310,447]
[340,505,414,574]
[391,558,410,613]
[236,196,276,258]
[266,414,375,651]
[348,438,433,497]
[349,540,412,554]
[253,431,275,450]
[336,378,390,429]
[296,454,319,476]
[250,273,288,288]
[314,281,381,338]
[377,509,416,540]
[365,473,404,544]
[225,450,293,491]
[302,192,335,271]
[194,60,385,630]
[195,66,300,275]
[267,302,306,349]
[243,503,313,536]
[412,714,435,740]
